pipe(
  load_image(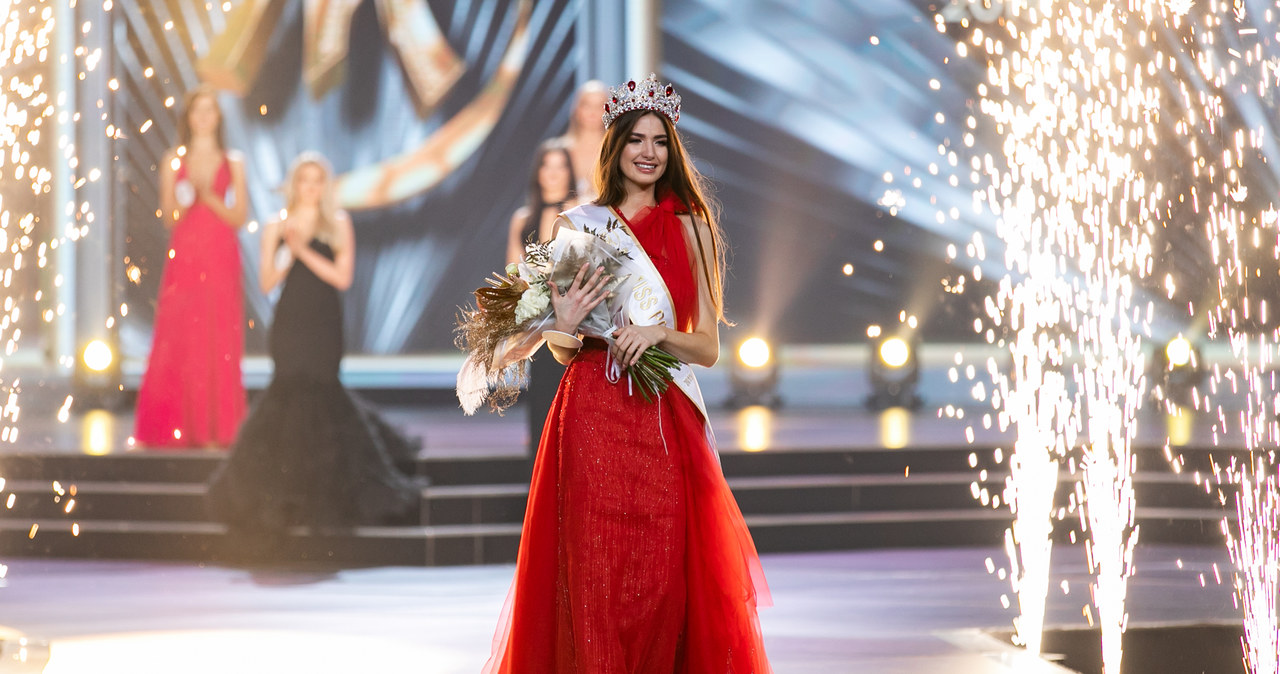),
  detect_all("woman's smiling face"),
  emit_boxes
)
[618,113,668,192]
